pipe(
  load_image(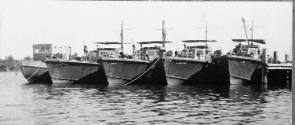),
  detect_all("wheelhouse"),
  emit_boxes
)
[231,39,265,60]
[181,40,217,61]
[137,41,171,61]
[94,42,125,58]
